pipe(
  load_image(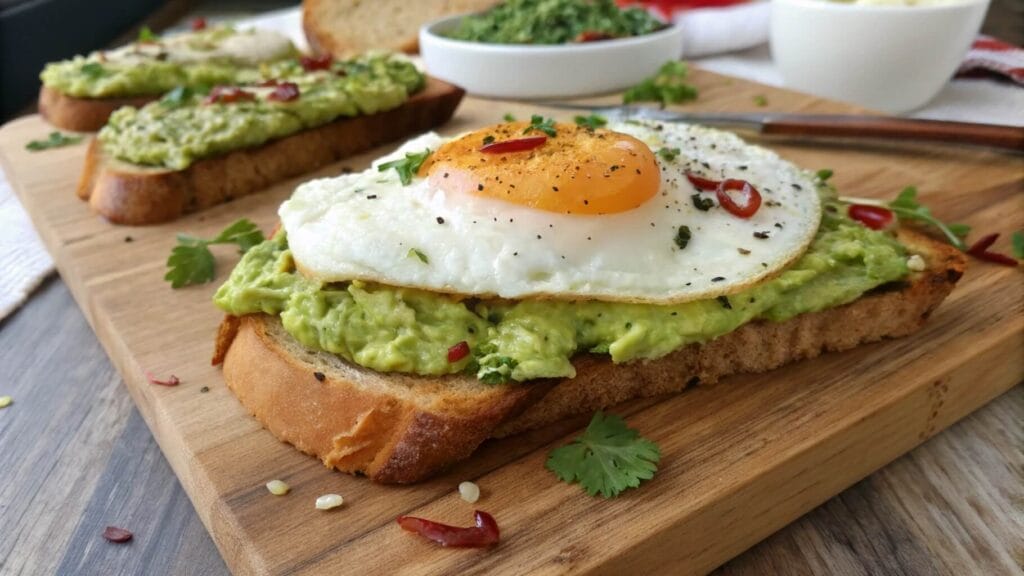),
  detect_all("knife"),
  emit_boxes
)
[535,103,1024,152]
